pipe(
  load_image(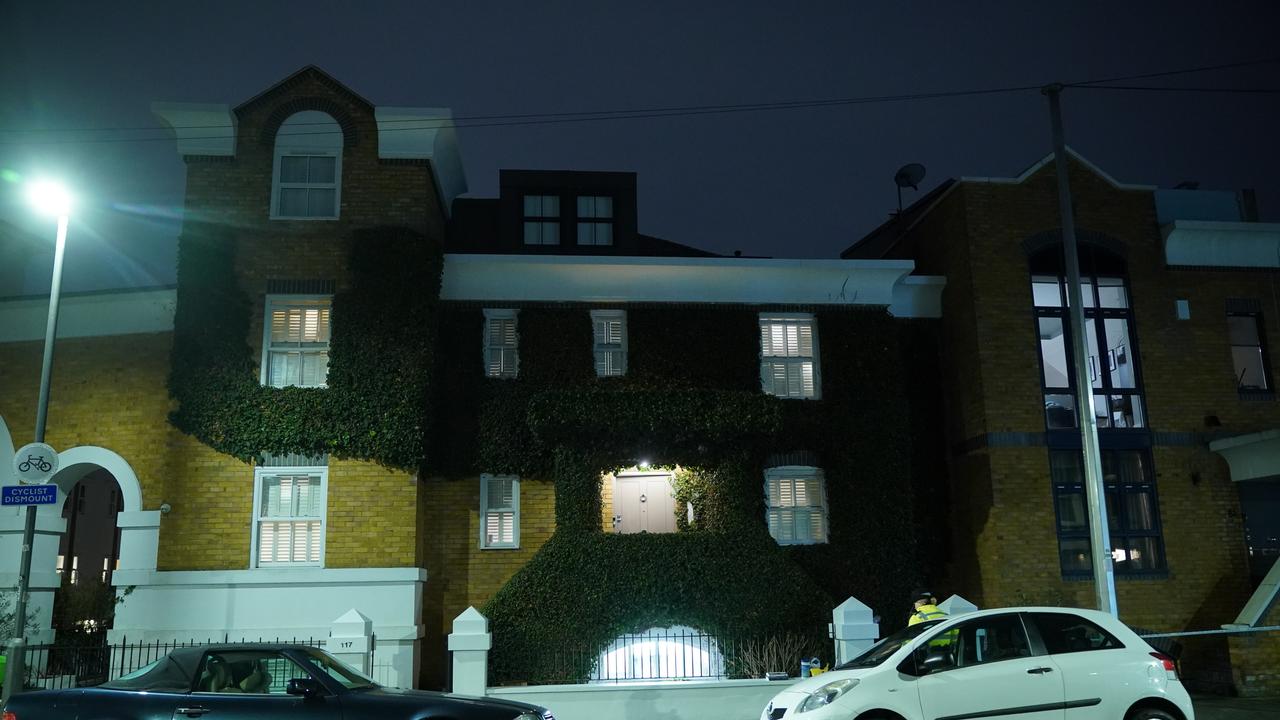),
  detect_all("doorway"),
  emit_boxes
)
[612,472,677,534]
